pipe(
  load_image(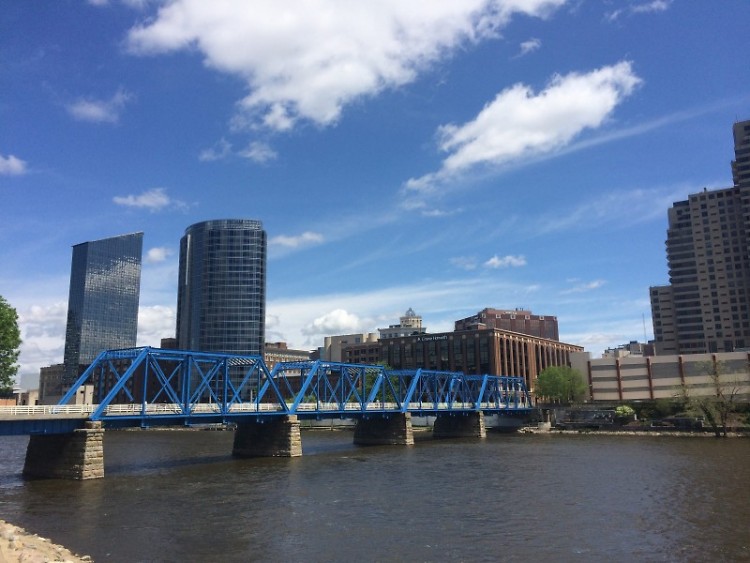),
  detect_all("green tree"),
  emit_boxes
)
[535,366,587,404]
[0,295,21,396]
[678,360,743,437]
